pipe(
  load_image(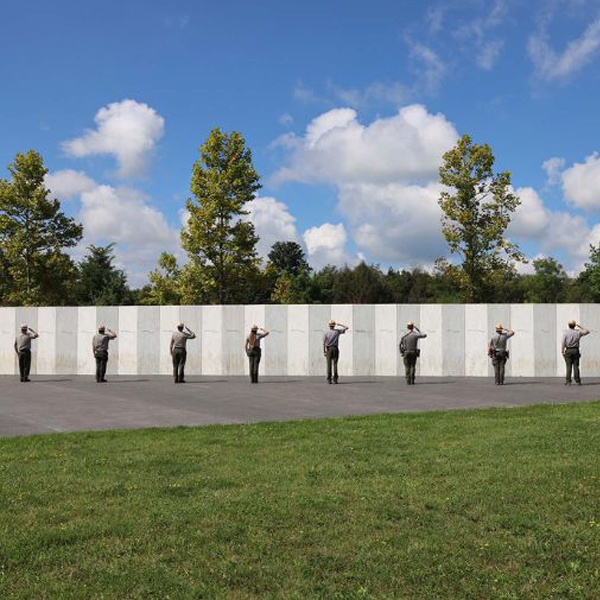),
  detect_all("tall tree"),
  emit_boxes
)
[268,241,310,276]
[77,244,133,305]
[575,241,600,302]
[0,150,83,305]
[525,257,568,303]
[437,134,525,302]
[181,129,261,304]
[142,252,183,305]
